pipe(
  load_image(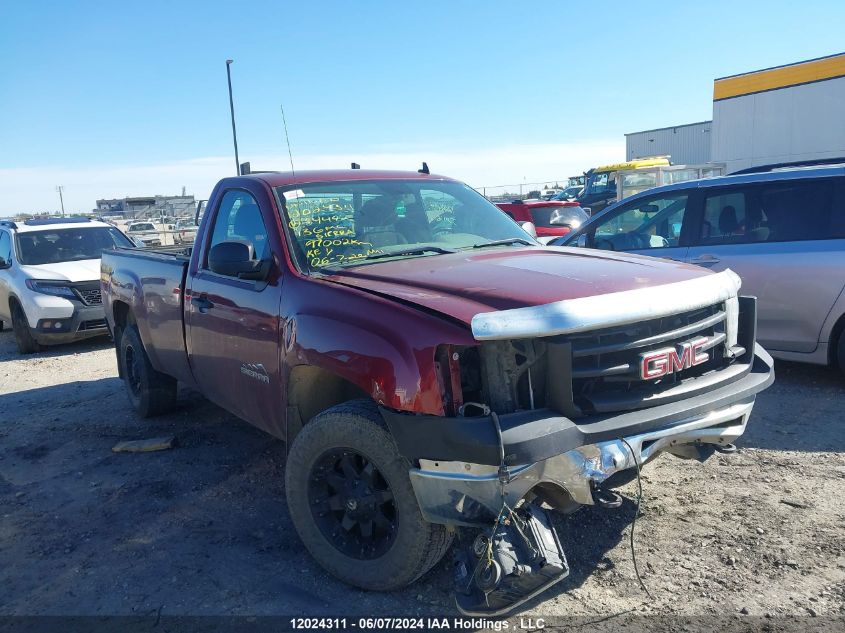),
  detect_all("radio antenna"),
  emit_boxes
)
[280,103,296,180]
